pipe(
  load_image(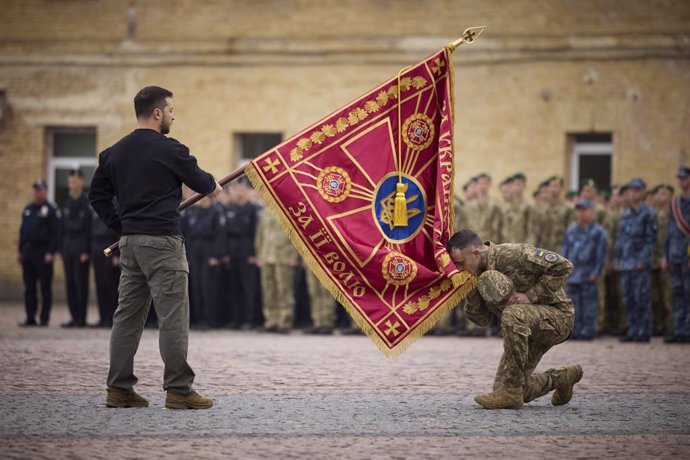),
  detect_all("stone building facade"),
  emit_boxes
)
[1,0,689,295]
